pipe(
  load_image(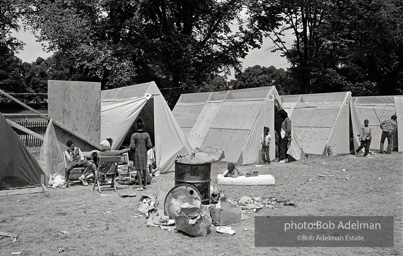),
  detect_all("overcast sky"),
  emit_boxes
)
[13,29,291,71]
